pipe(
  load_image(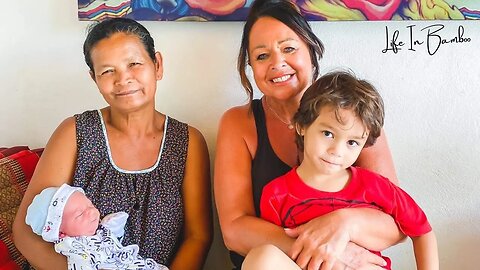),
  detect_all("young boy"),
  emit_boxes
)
[257,71,438,270]
[25,183,167,270]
